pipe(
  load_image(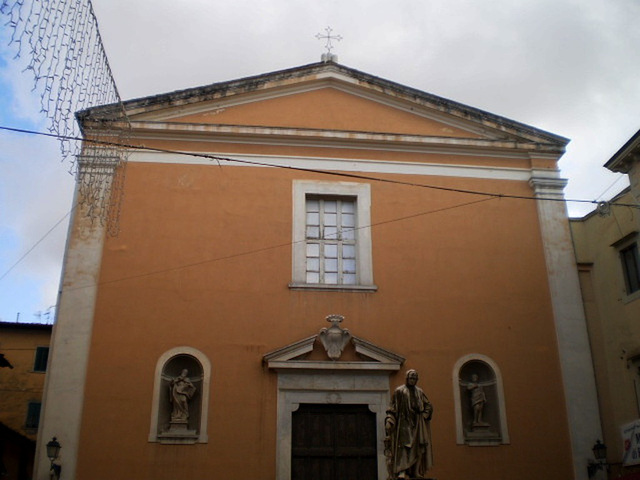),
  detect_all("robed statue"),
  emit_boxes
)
[385,369,433,479]
[170,369,196,422]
